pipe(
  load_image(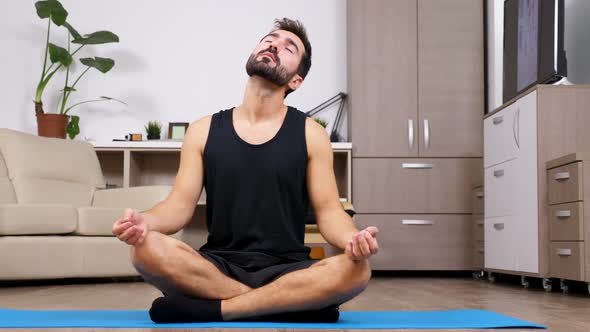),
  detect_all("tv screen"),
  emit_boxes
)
[503,0,566,104]
[517,0,538,92]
